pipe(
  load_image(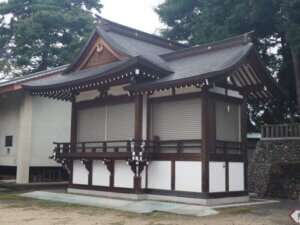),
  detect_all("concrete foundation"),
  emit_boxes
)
[68,188,249,206]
